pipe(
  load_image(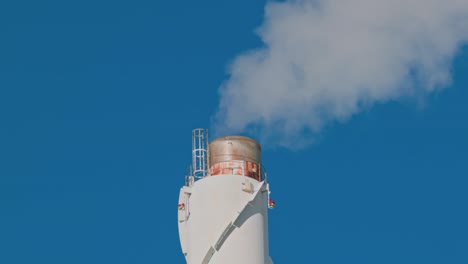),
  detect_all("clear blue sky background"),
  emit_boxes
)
[1,1,467,263]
